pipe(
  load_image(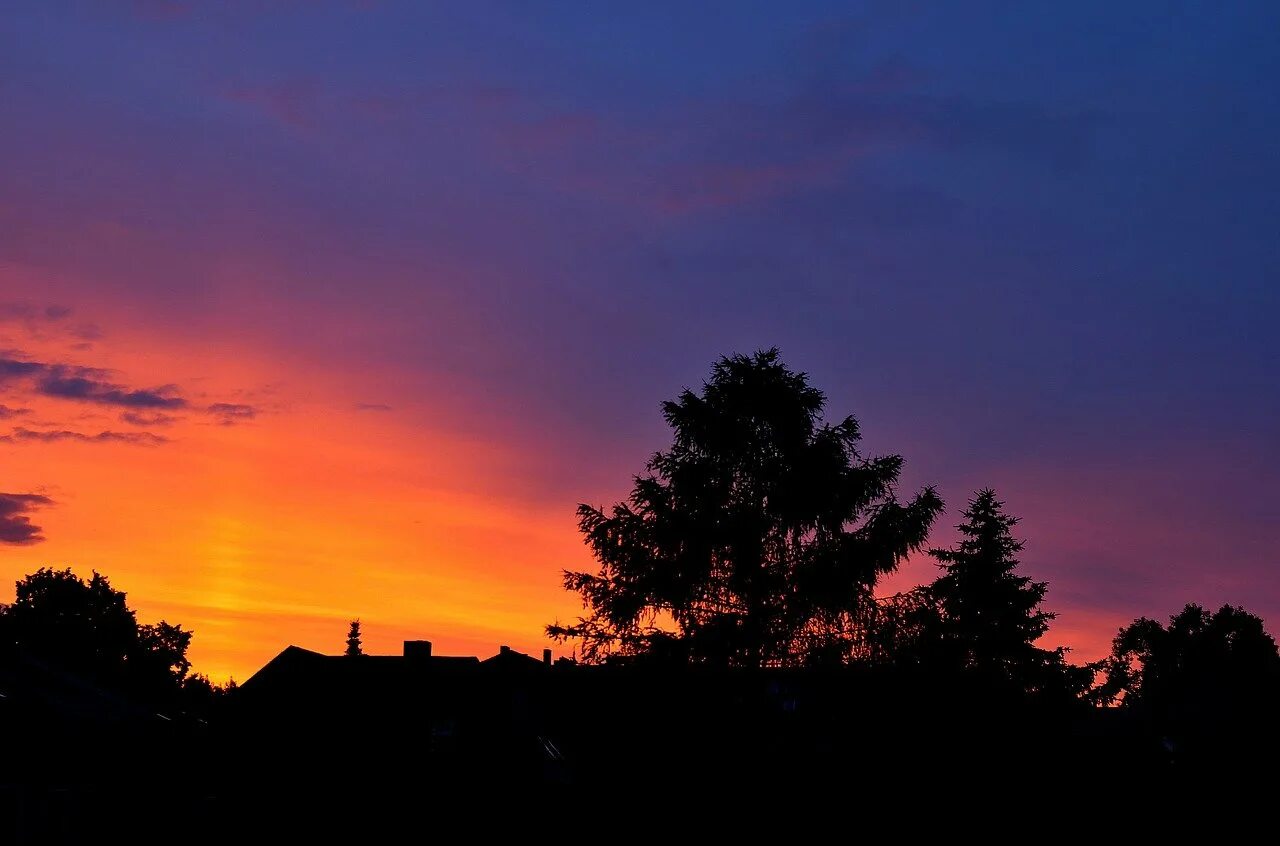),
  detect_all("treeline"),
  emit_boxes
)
[548,350,1280,754]
[2,350,1276,762]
